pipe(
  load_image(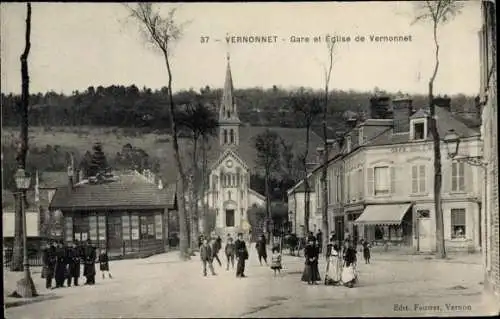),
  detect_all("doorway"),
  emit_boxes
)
[107,215,122,256]
[226,209,235,227]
